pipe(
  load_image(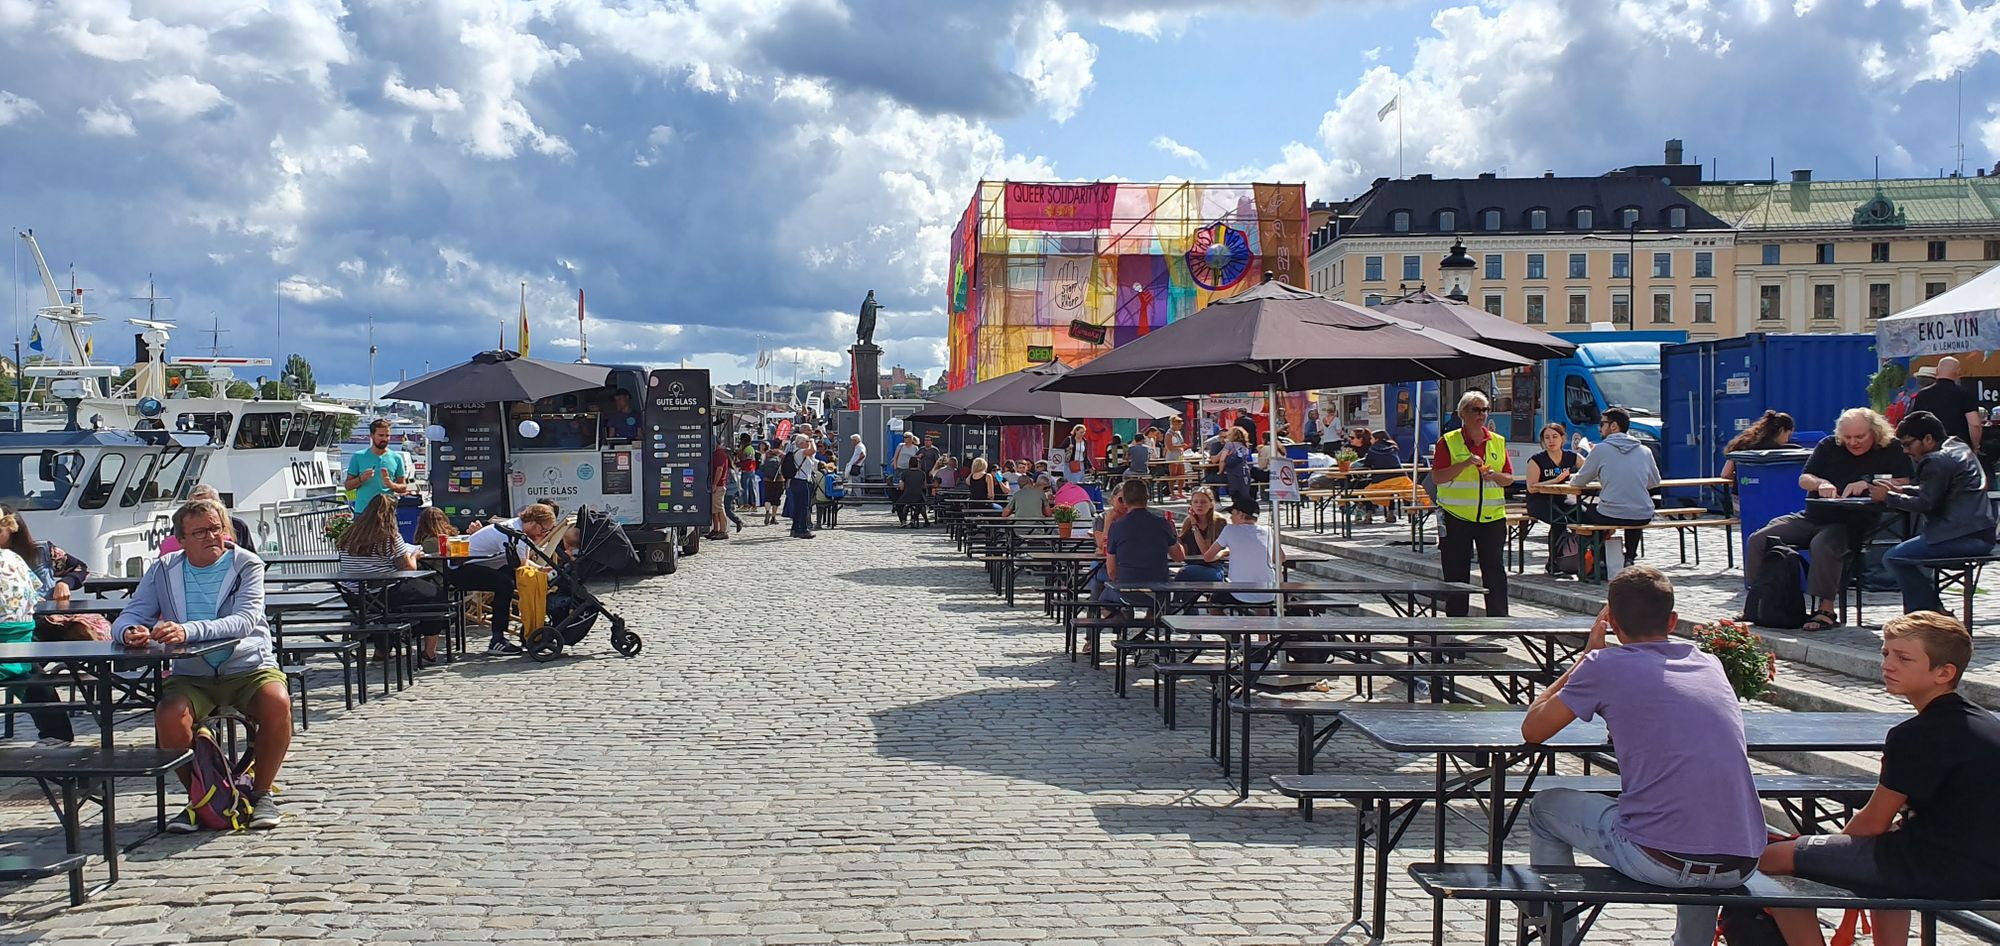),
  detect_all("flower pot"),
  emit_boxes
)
[1338,460,1353,473]
[1058,522,1074,539]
